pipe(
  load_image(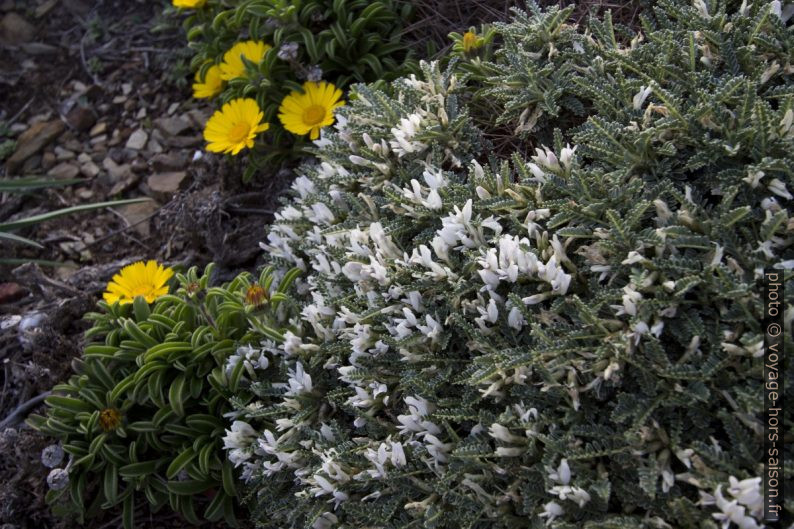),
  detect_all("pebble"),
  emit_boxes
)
[54,146,75,160]
[41,151,56,170]
[125,128,148,150]
[89,122,107,137]
[47,162,80,179]
[80,161,100,178]
[147,171,188,198]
